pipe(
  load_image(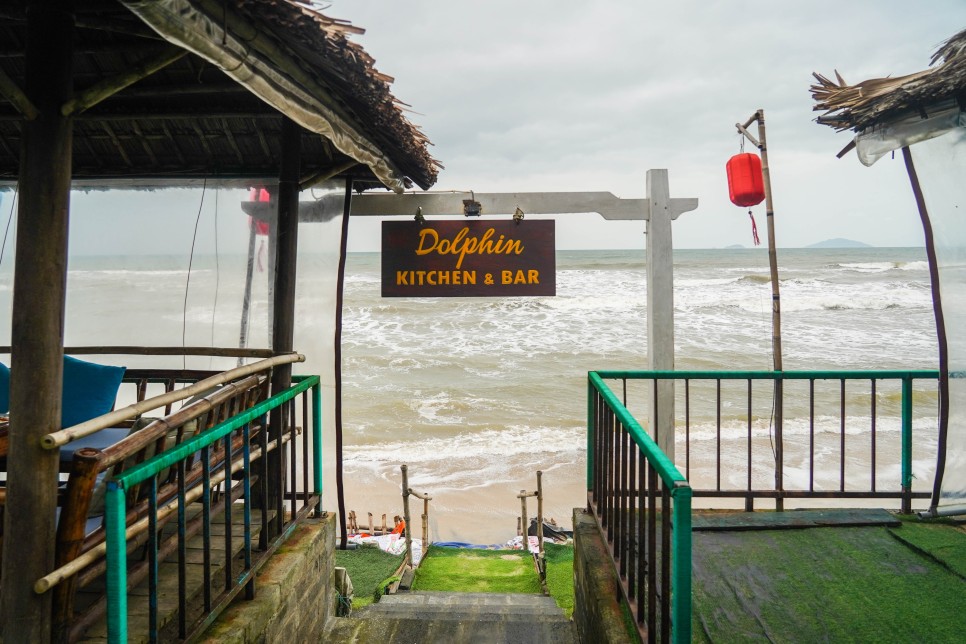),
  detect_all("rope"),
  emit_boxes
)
[0,185,17,267]
[748,210,761,246]
[183,179,208,369]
